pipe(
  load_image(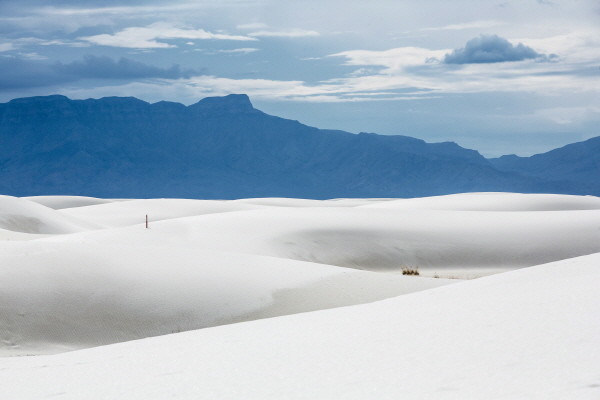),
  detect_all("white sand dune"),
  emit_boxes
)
[0,196,101,234]
[59,197,389,228]
[60,198,266,228]
[0,227,50,241]
[0,240,451,356]
[24,195,118,210]
[1,252,598,399]
[55,200,600,276]
[232,197,389,208]
[363,192,600,211]
[1,193,599,364]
